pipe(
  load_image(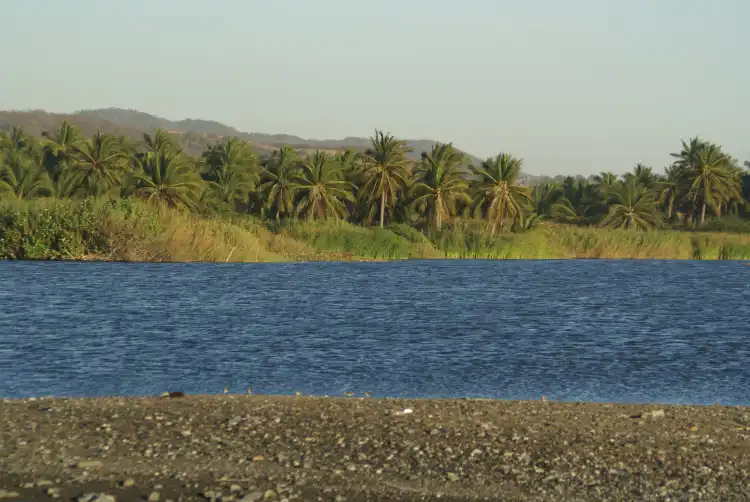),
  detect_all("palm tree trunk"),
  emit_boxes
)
[667,198,673,220]
[379,191,386,228]
[436,196,442,230]
[700,201,706,226]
